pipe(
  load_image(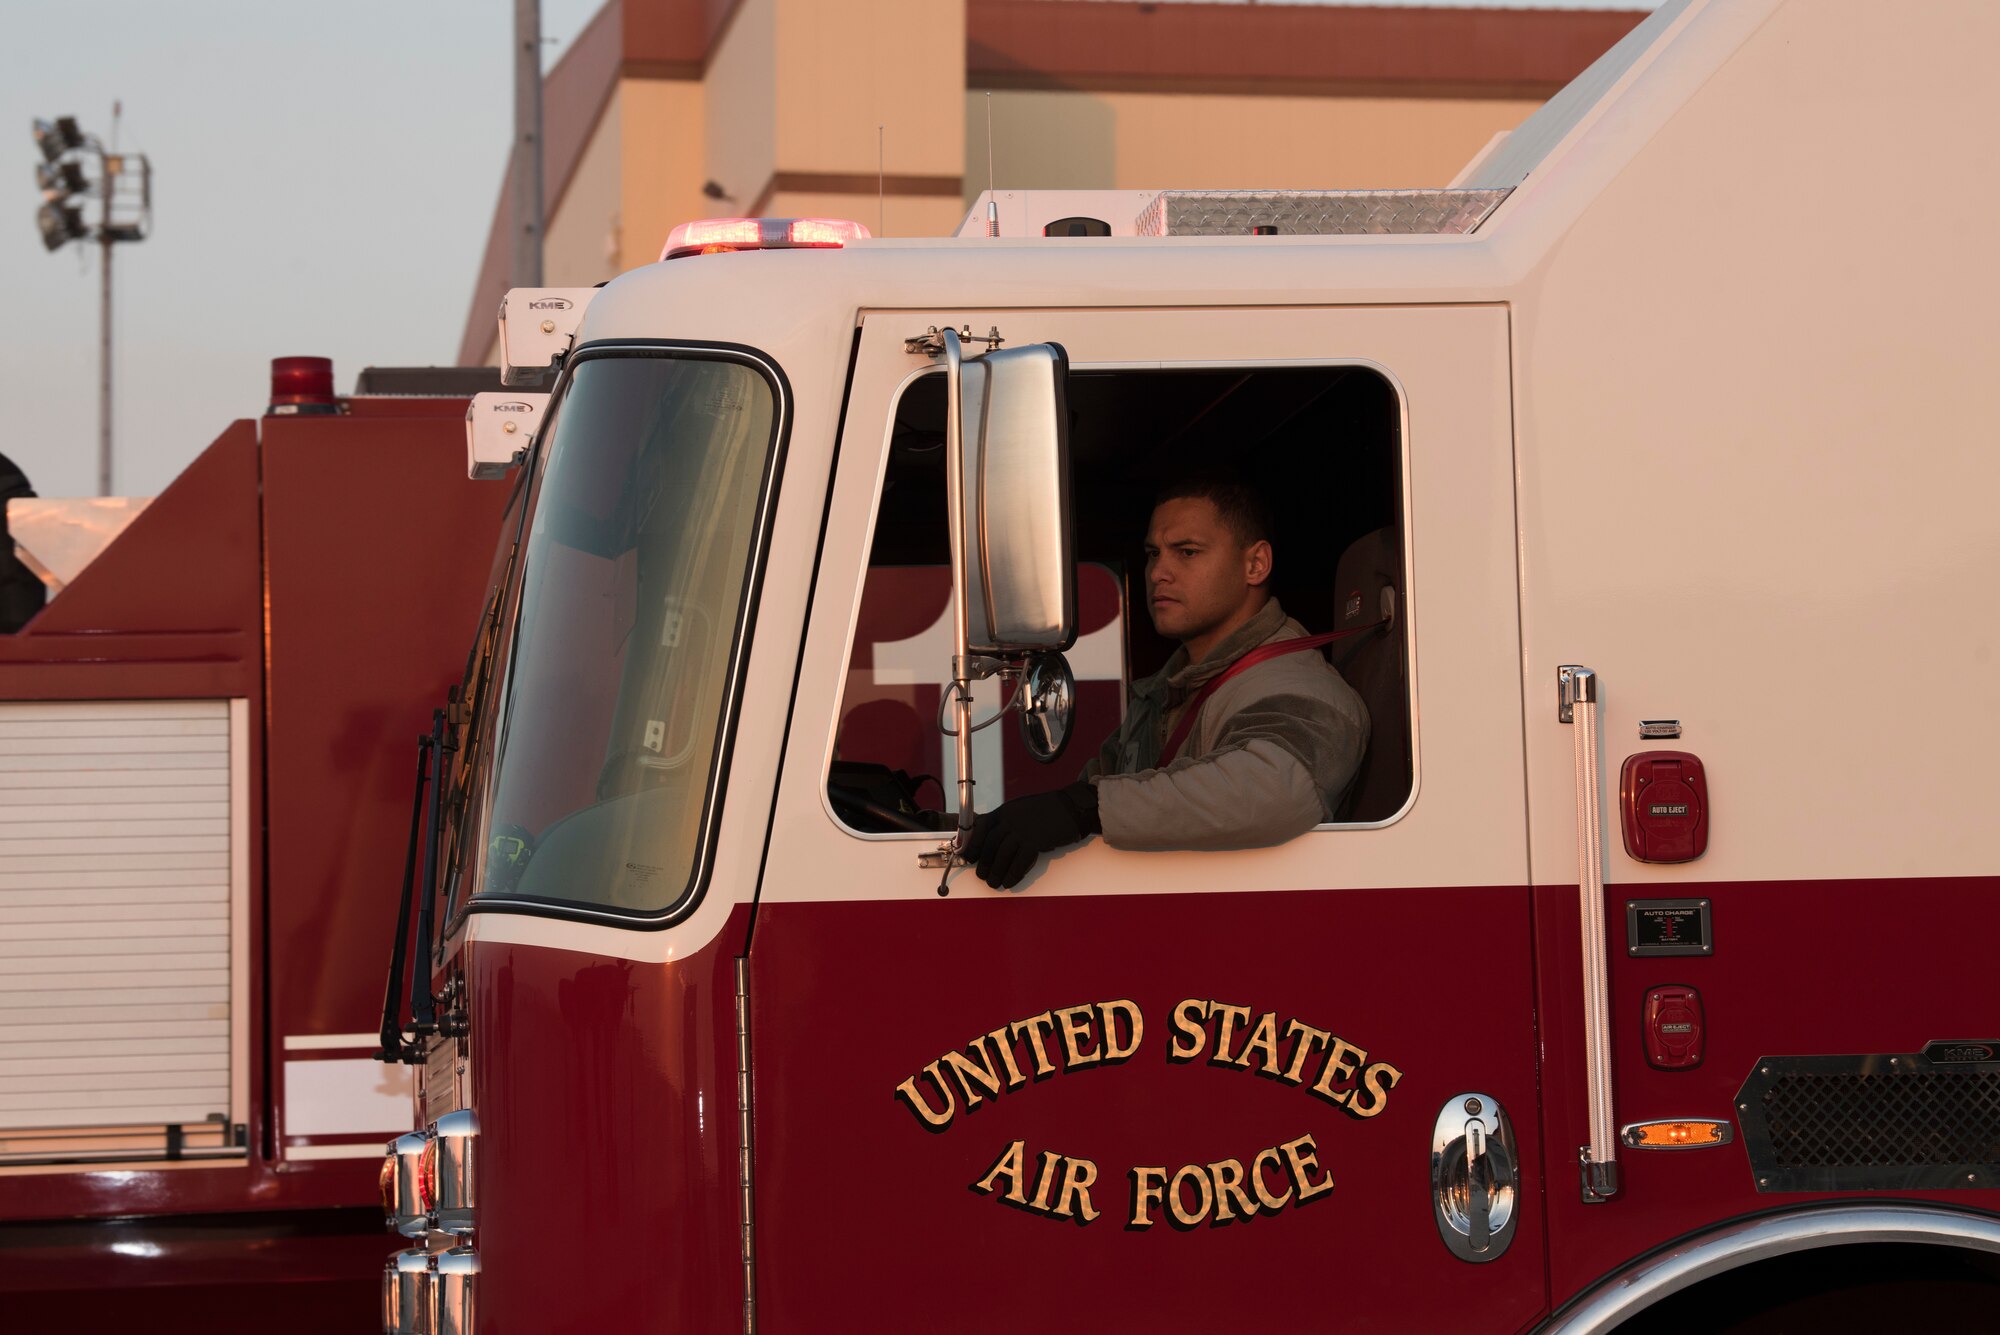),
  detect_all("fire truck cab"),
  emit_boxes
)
[381,2,2000,1330]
